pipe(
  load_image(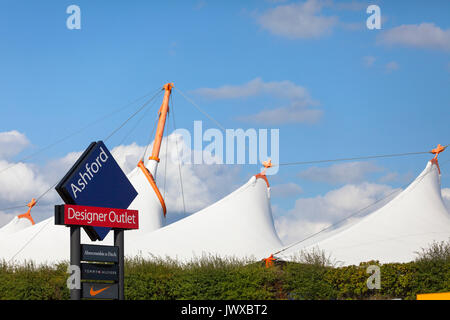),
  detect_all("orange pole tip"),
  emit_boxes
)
[430,144,447,157]
[256,159,272,187]
[163,83,174,92]
[262,159,273,169]
[429,144,447,174]
[27,198,37,209]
